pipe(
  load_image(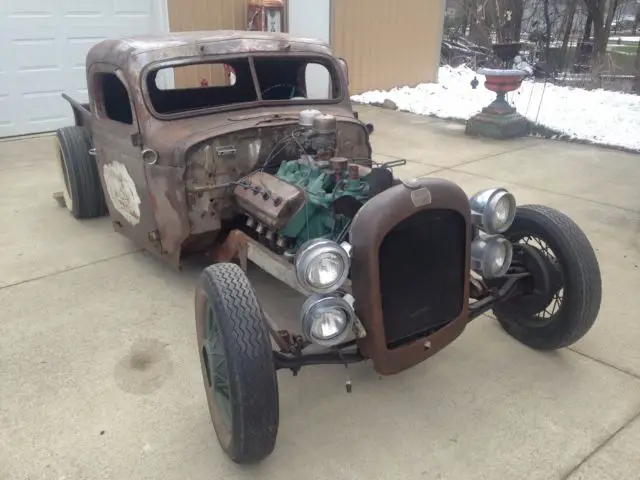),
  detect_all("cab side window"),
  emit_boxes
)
[97,73,133,125]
